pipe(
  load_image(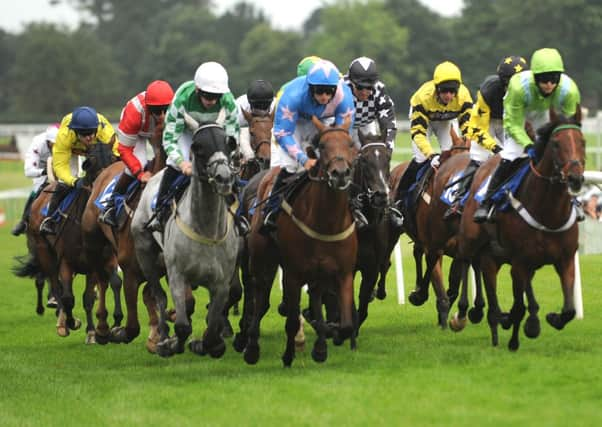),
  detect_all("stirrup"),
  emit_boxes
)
[99,207,117,227]
[389,207,404,228]
[234,215,250,237]
[39,217,57,235]
[259,211,277,235]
